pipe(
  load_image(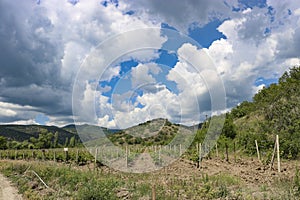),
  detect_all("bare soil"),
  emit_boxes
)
[0,173,22,200]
